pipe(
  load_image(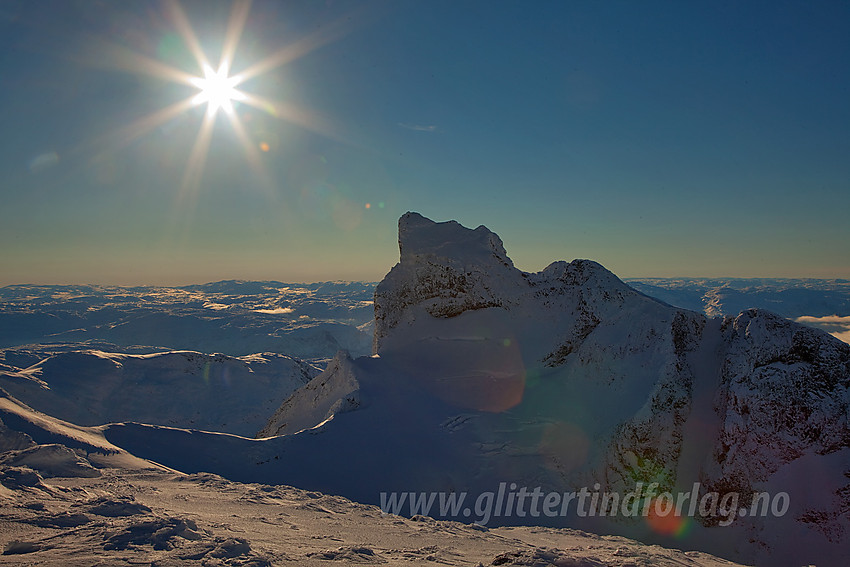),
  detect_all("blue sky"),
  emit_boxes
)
[1,0,848,285]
